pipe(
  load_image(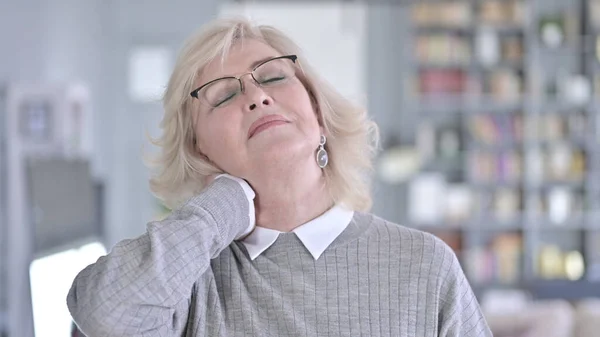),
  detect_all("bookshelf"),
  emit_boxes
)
[404,0,600,299]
